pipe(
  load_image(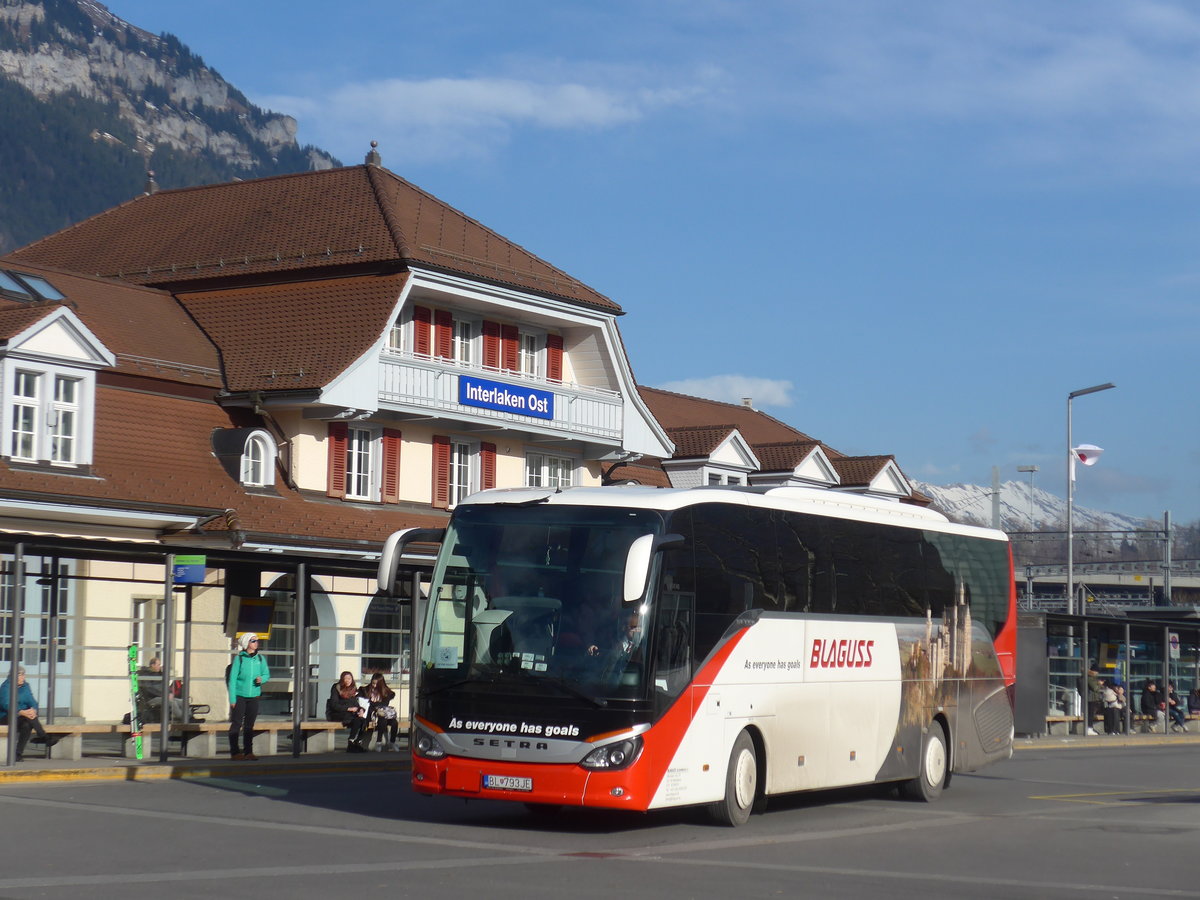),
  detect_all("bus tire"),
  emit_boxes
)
[709,730,758,826]
[901,724,947,802]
